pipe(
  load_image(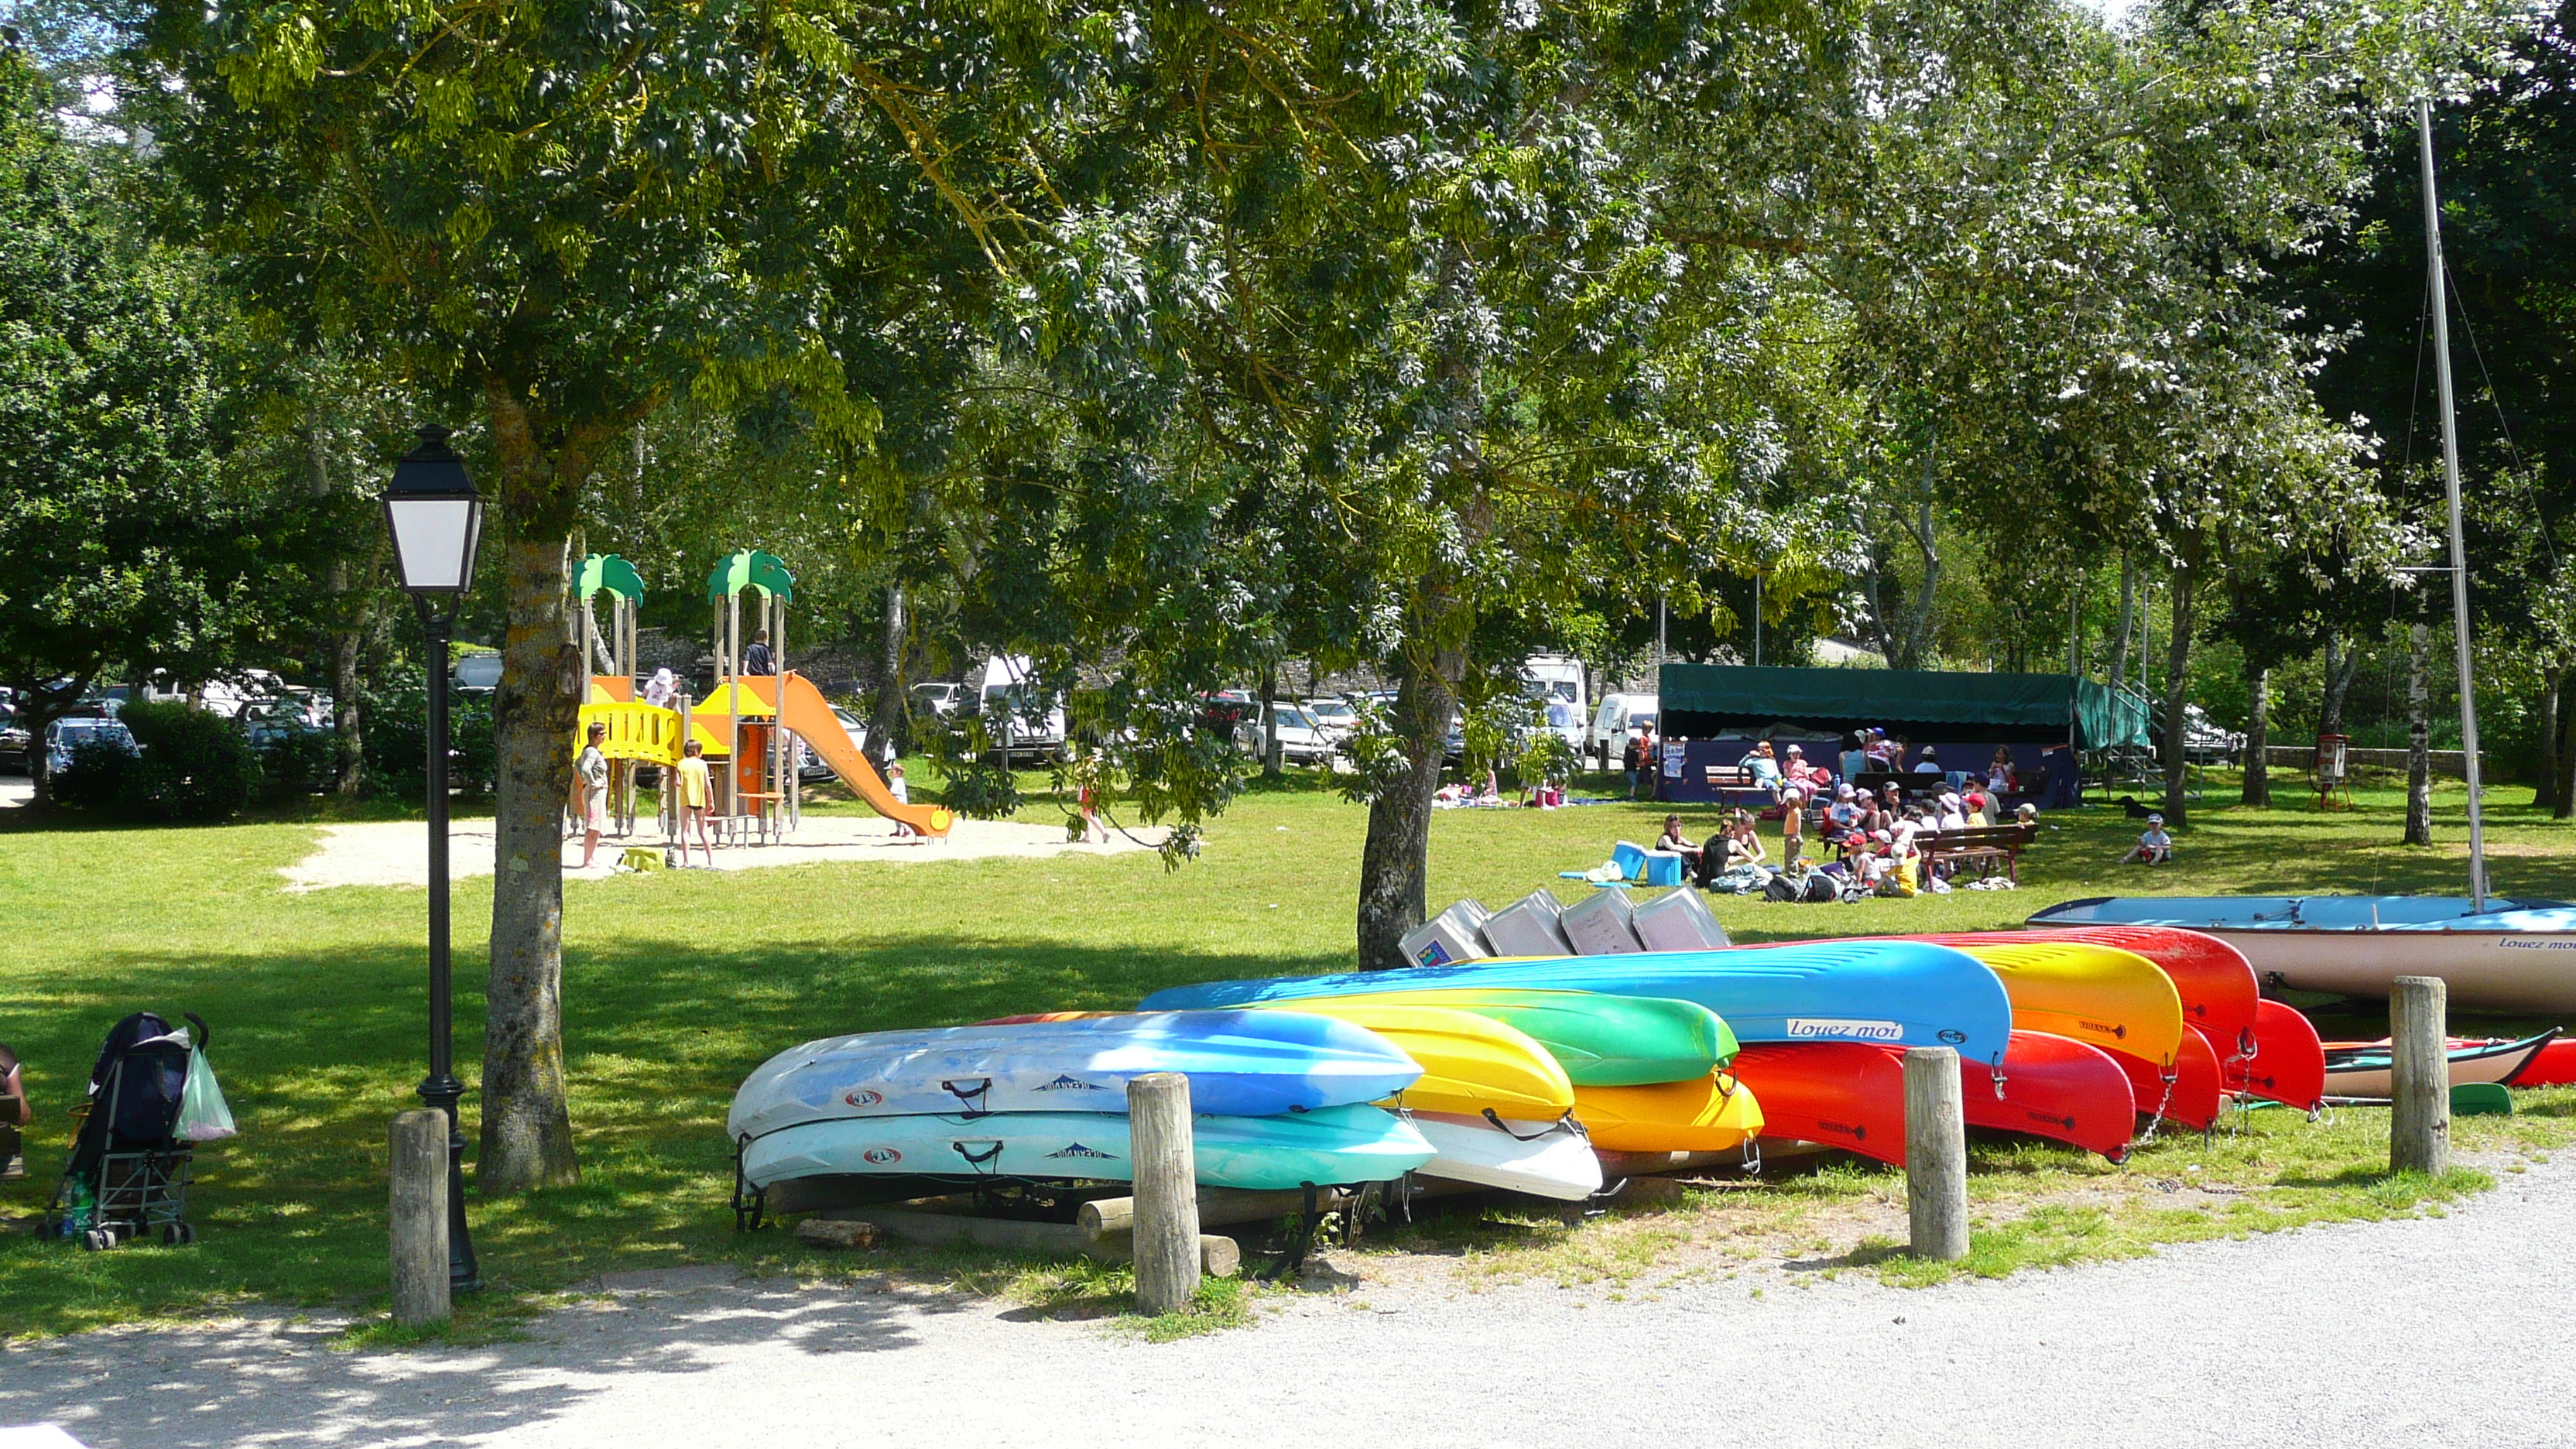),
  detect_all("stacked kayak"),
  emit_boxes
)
[729,1012,1435,1194]
[1144,939,2016,1070]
